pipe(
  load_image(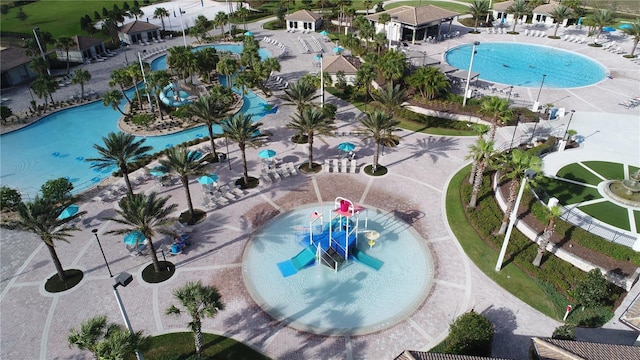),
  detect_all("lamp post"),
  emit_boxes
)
[137,51,154,112]
[509,112,520,150]
[495,169,537,271]
[179,8,187,46]
[422,50,427,66]
[32,27,50,75]
[562,110,576,141]
[225,136,232,170]
[486,0,493,23]
[534,74,546,111]
[319,53,324,108]
[112,272,144,360]
[91,229,113,277]
[462,41,480,107]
